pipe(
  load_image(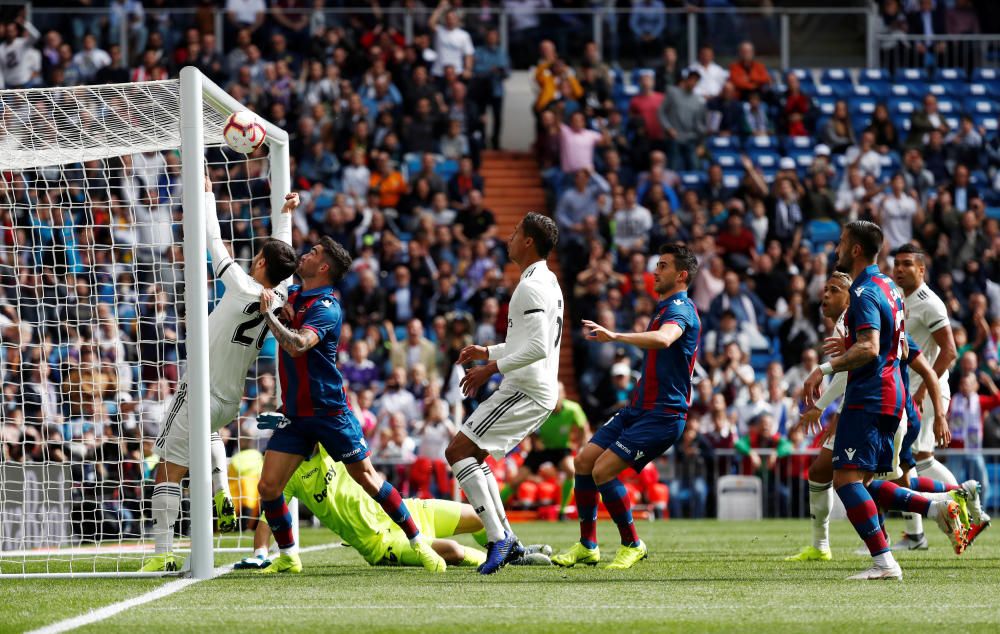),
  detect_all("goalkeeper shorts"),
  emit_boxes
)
[154,381,241,468]
[375,498,463,567]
